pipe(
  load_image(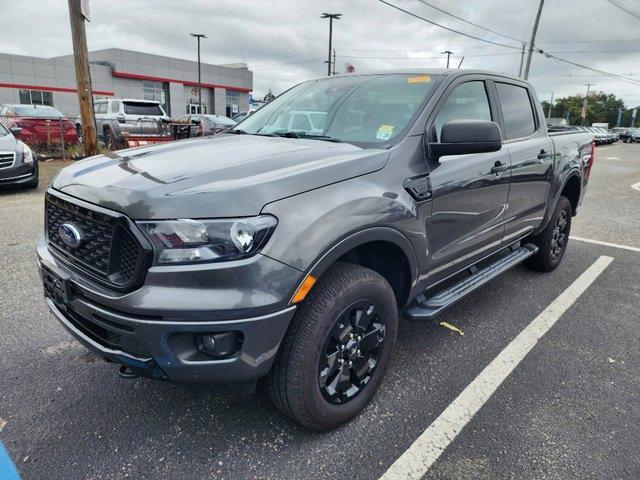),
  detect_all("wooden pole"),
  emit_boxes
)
[523,0,544,80]
[68,0,97,157]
